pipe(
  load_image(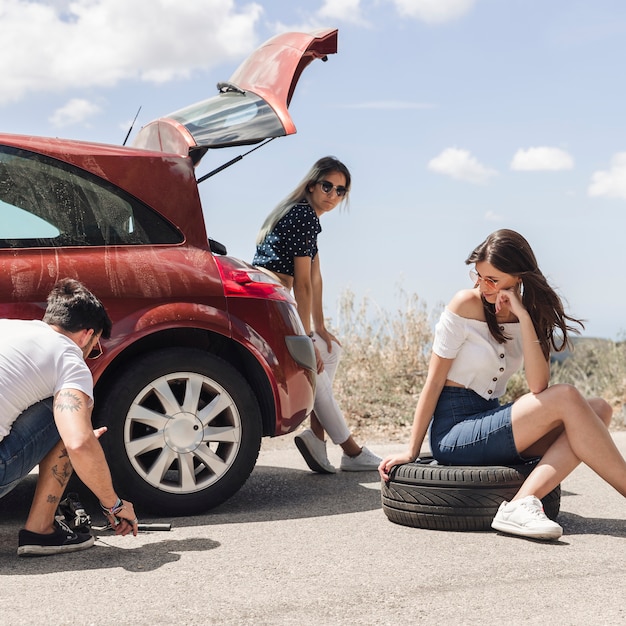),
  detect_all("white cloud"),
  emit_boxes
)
[428,147,498,184]
[588,153,626,200]
[388,0,476,23]
[319,0,367,25]
[272,0,369,35]
[511,147,574,171]
[0,0,263,105]
[49,98,102,127]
